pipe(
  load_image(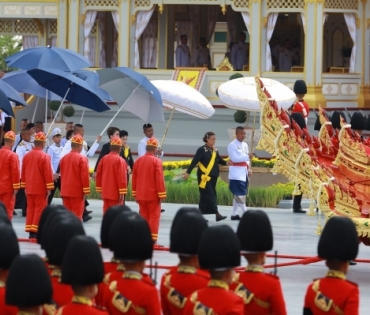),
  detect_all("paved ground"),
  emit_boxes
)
[13,199,370,314]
